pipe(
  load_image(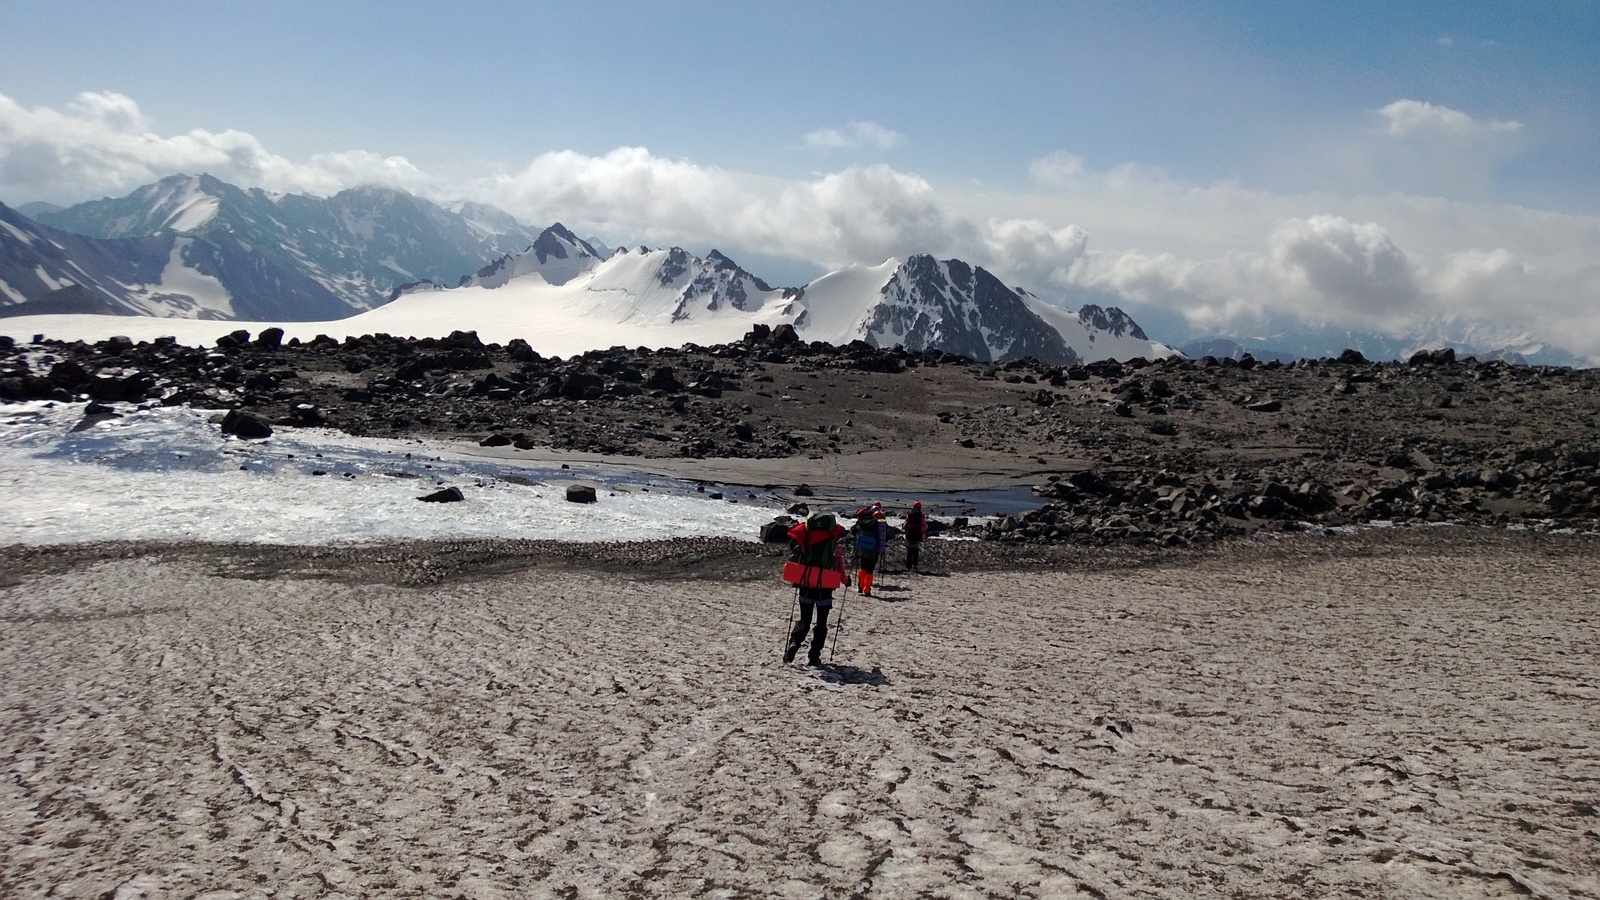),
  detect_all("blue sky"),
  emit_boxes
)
[2,1,1598,358]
